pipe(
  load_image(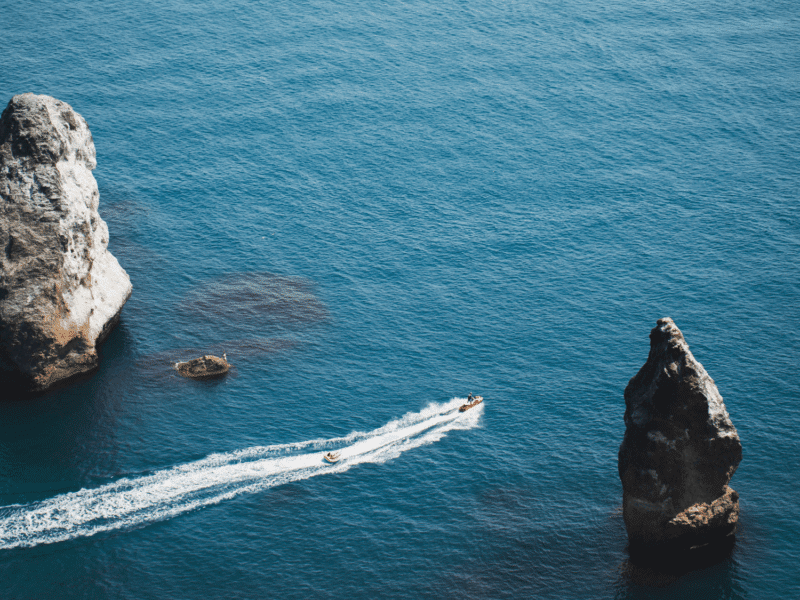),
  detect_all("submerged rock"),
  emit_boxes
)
[618,318,742,565]
[0,93,132,392]
[181,272,328,325]
[175,355,230,379]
